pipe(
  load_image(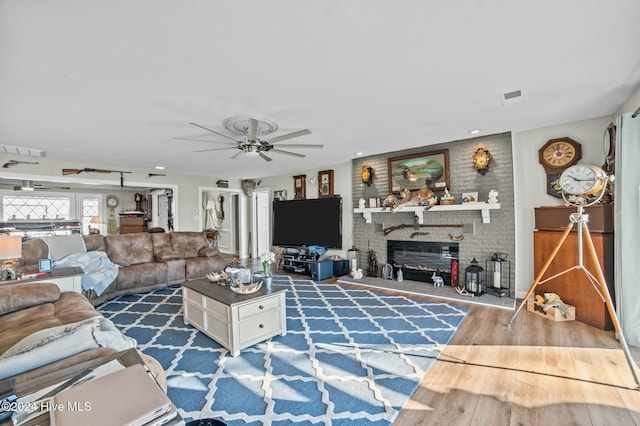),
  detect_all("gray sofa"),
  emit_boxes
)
[18,231,226,305]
